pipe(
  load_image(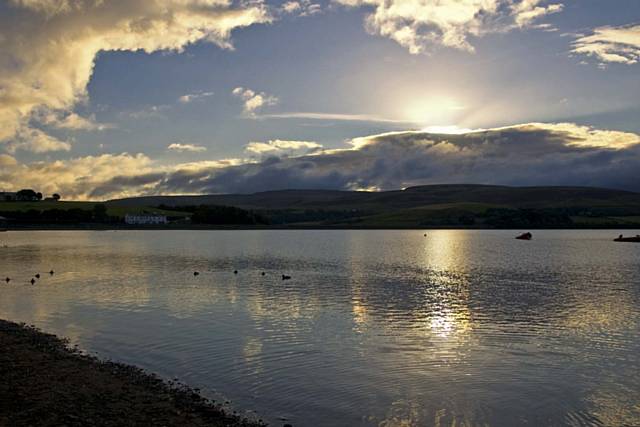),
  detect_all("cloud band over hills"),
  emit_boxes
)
[1,123,639,200]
